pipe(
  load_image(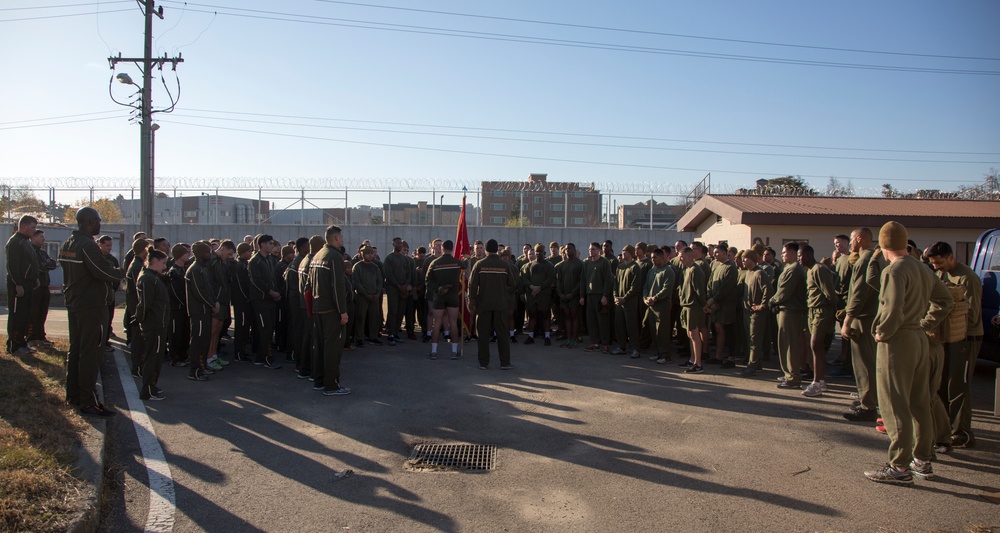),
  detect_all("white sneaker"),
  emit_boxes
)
[802,381,825,397]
